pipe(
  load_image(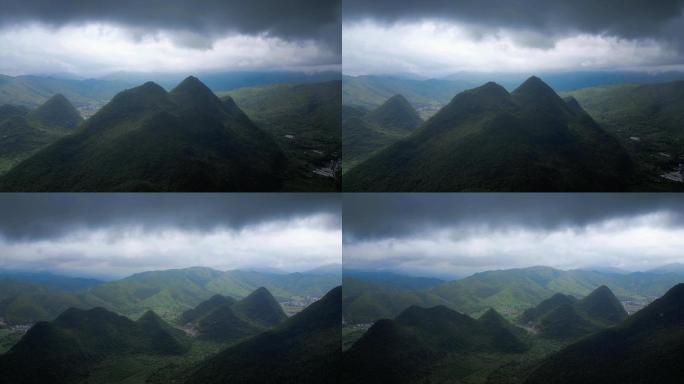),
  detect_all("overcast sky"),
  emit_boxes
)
[343,194,684,279]
[343,0,684,76]
[0,0,340,76]
[0,194,341,279]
